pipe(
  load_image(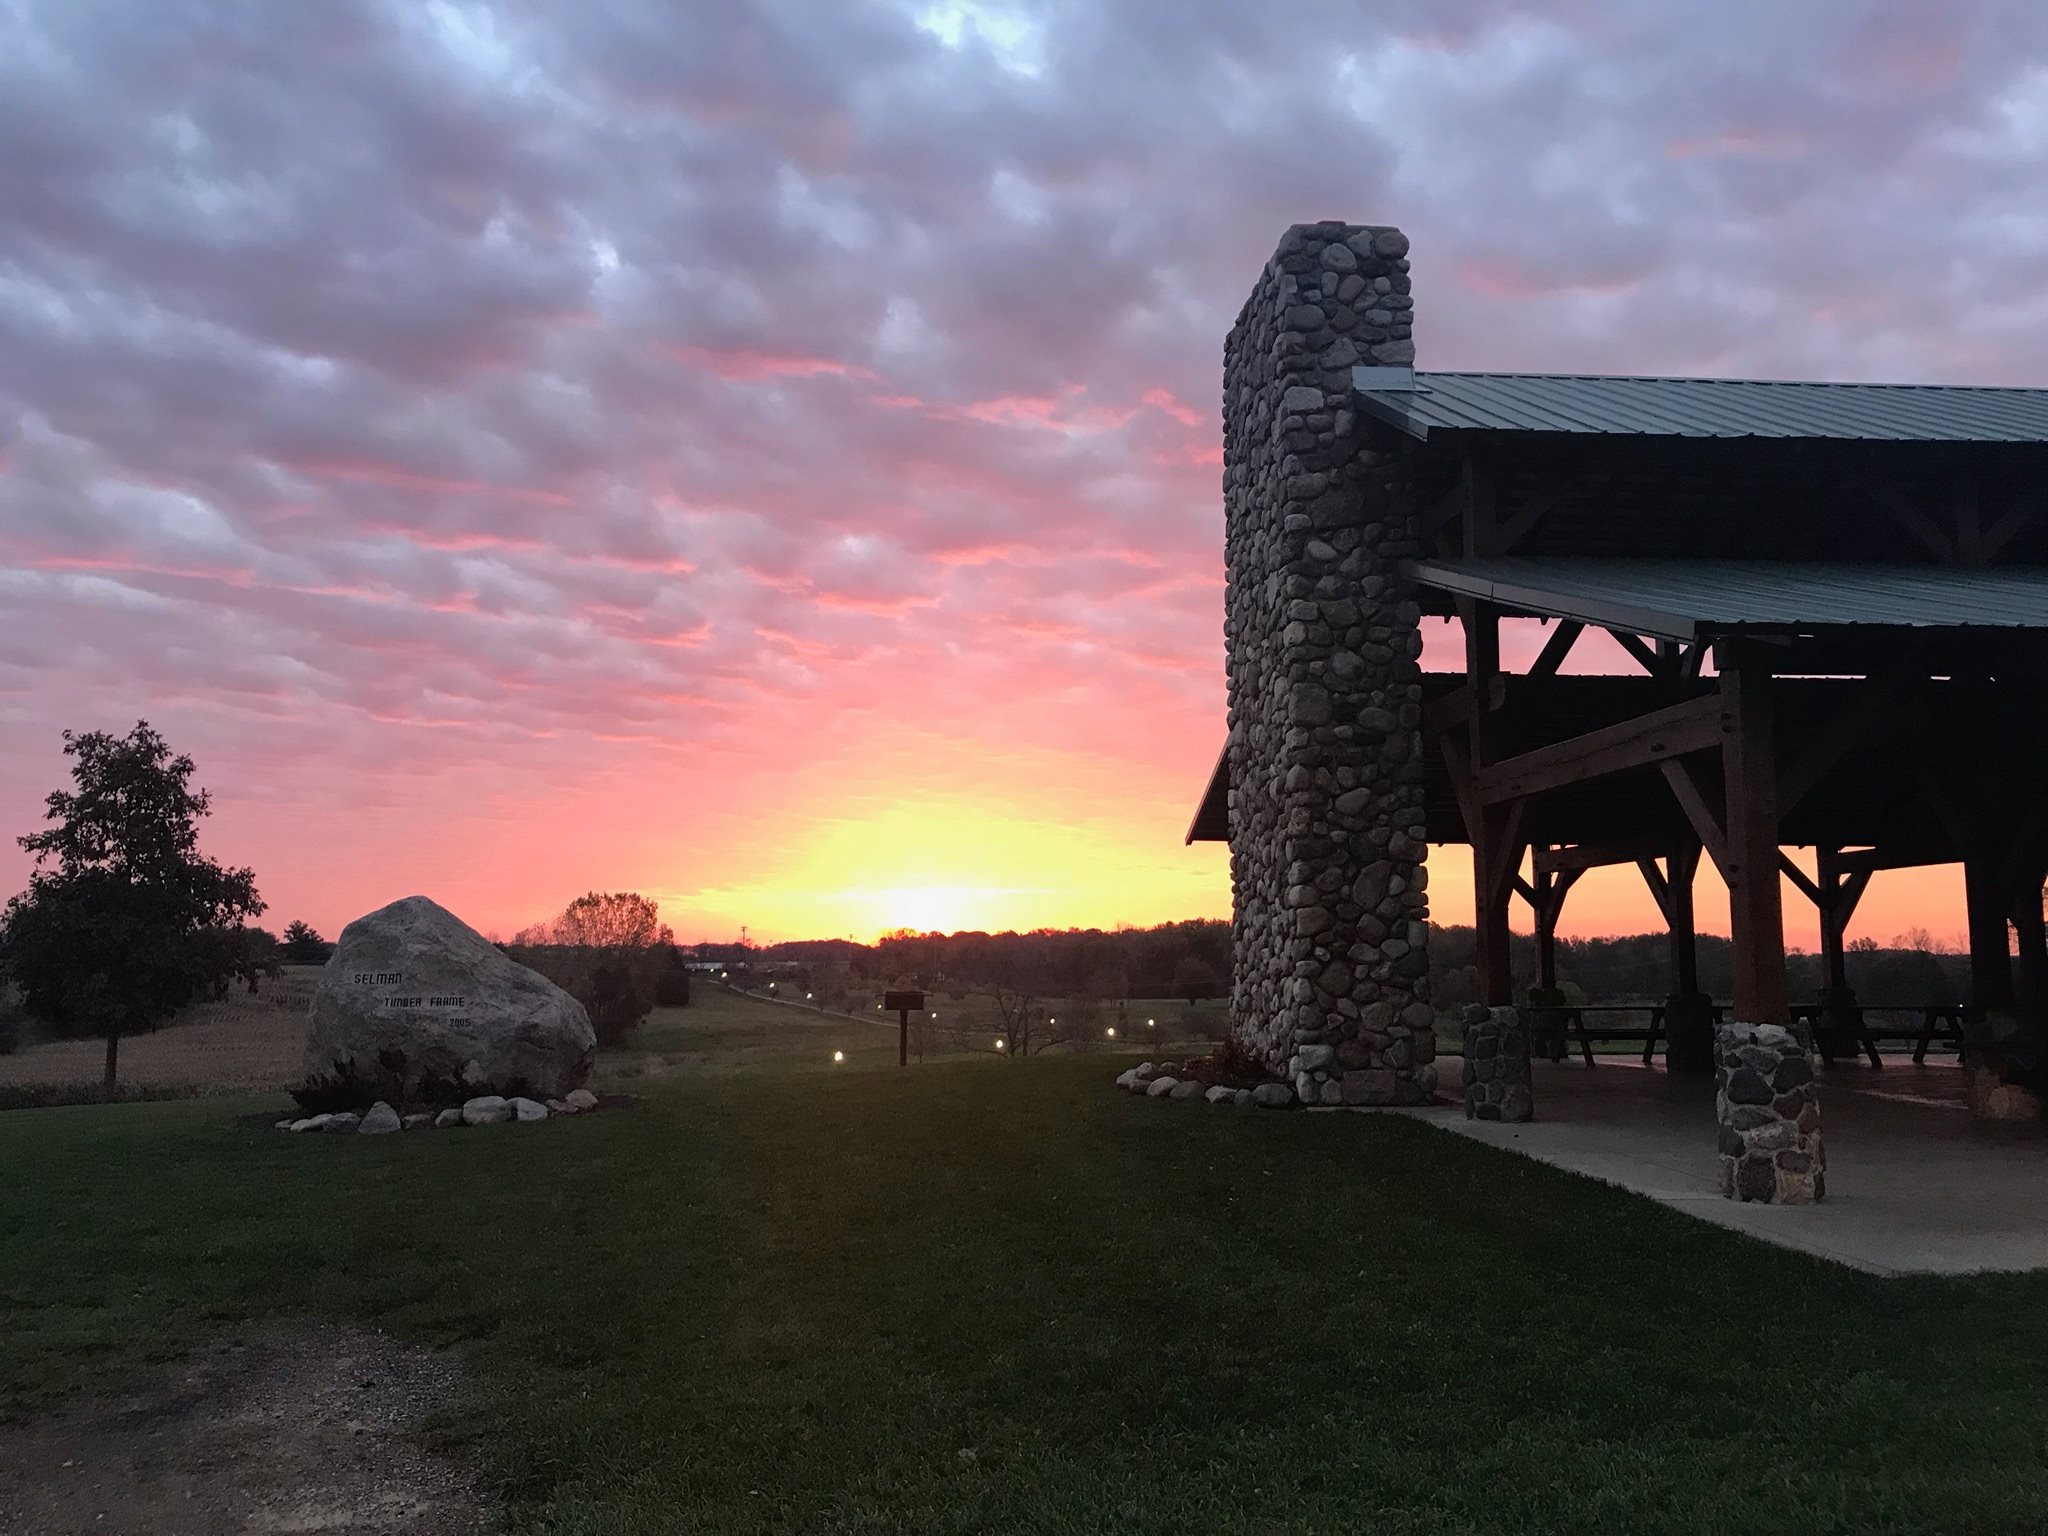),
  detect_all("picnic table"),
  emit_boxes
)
[1527,1001,1728,1068]
[1788,1002,1968,1068]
